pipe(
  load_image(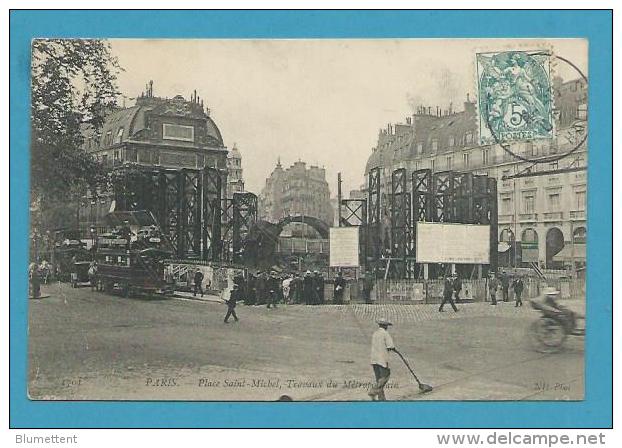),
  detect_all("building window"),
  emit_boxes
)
[430,159,435,172]
[575,190,586,210]
[523,193,535,213]
[446,156,452,170]
[465,132,473,144]
[573,227,586,244]
[548,192,561,210]
[113,150,119,160]
[431,139,438,151]
[417,142,423,154]
[577,104,587,120]
[114,127,124,144]
[163,123,195,142]
[549,161,559,171]
[449,136,455,147]
[463,152,470,168]
[482,148,489,166]
[105,131,112,146]
[501,196,513,214]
